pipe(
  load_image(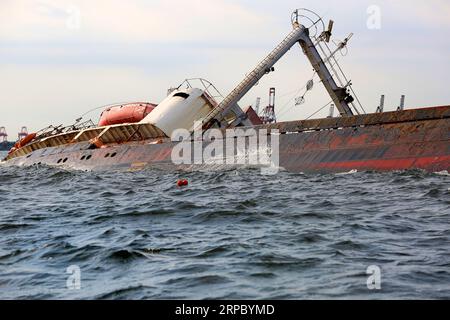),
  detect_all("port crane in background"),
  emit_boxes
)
[18,127,29,141]
[196,9,364,132]
[0,127,30,143]
[0,127,8,143]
